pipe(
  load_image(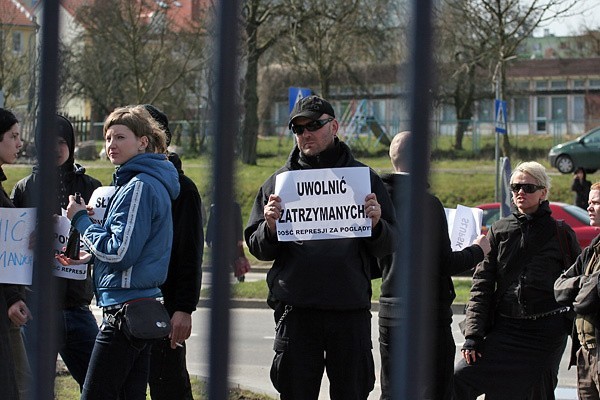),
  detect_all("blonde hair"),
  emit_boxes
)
[511,161,551,197]
[103,105,167,154]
